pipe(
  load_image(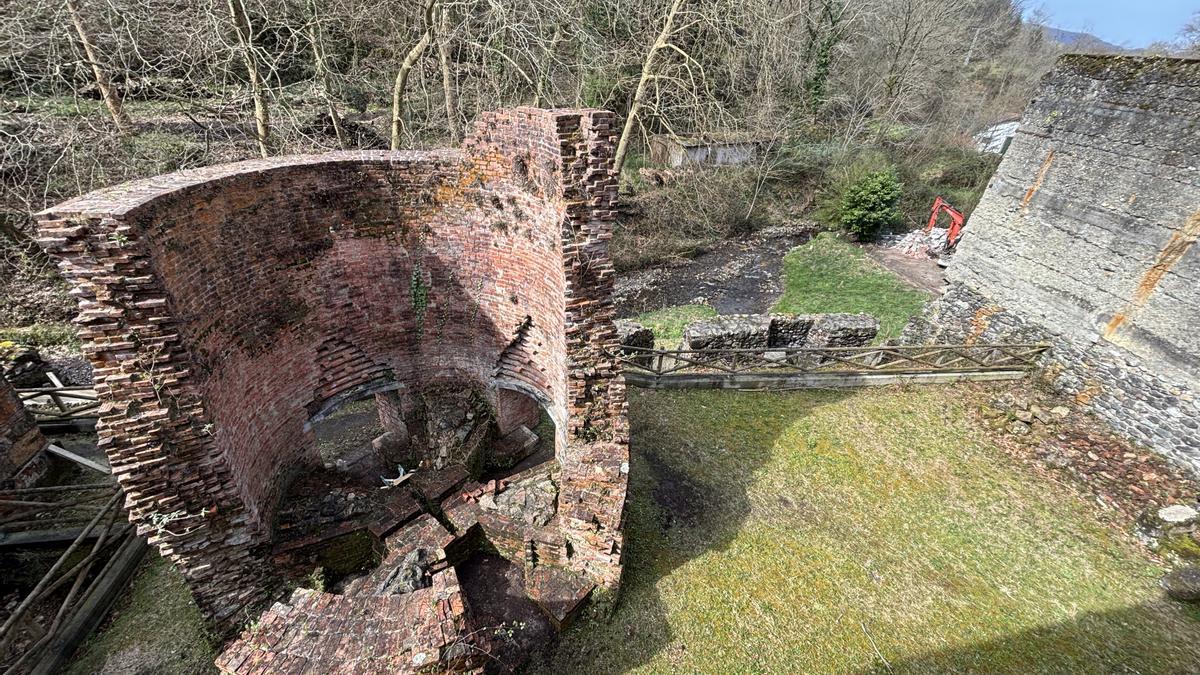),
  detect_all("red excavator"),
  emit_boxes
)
[926,196,965,248]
